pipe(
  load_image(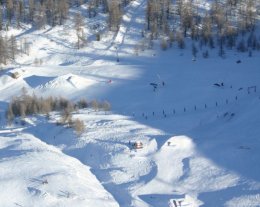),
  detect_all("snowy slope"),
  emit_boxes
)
[0,0,260,206]
[0,128,119,207]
